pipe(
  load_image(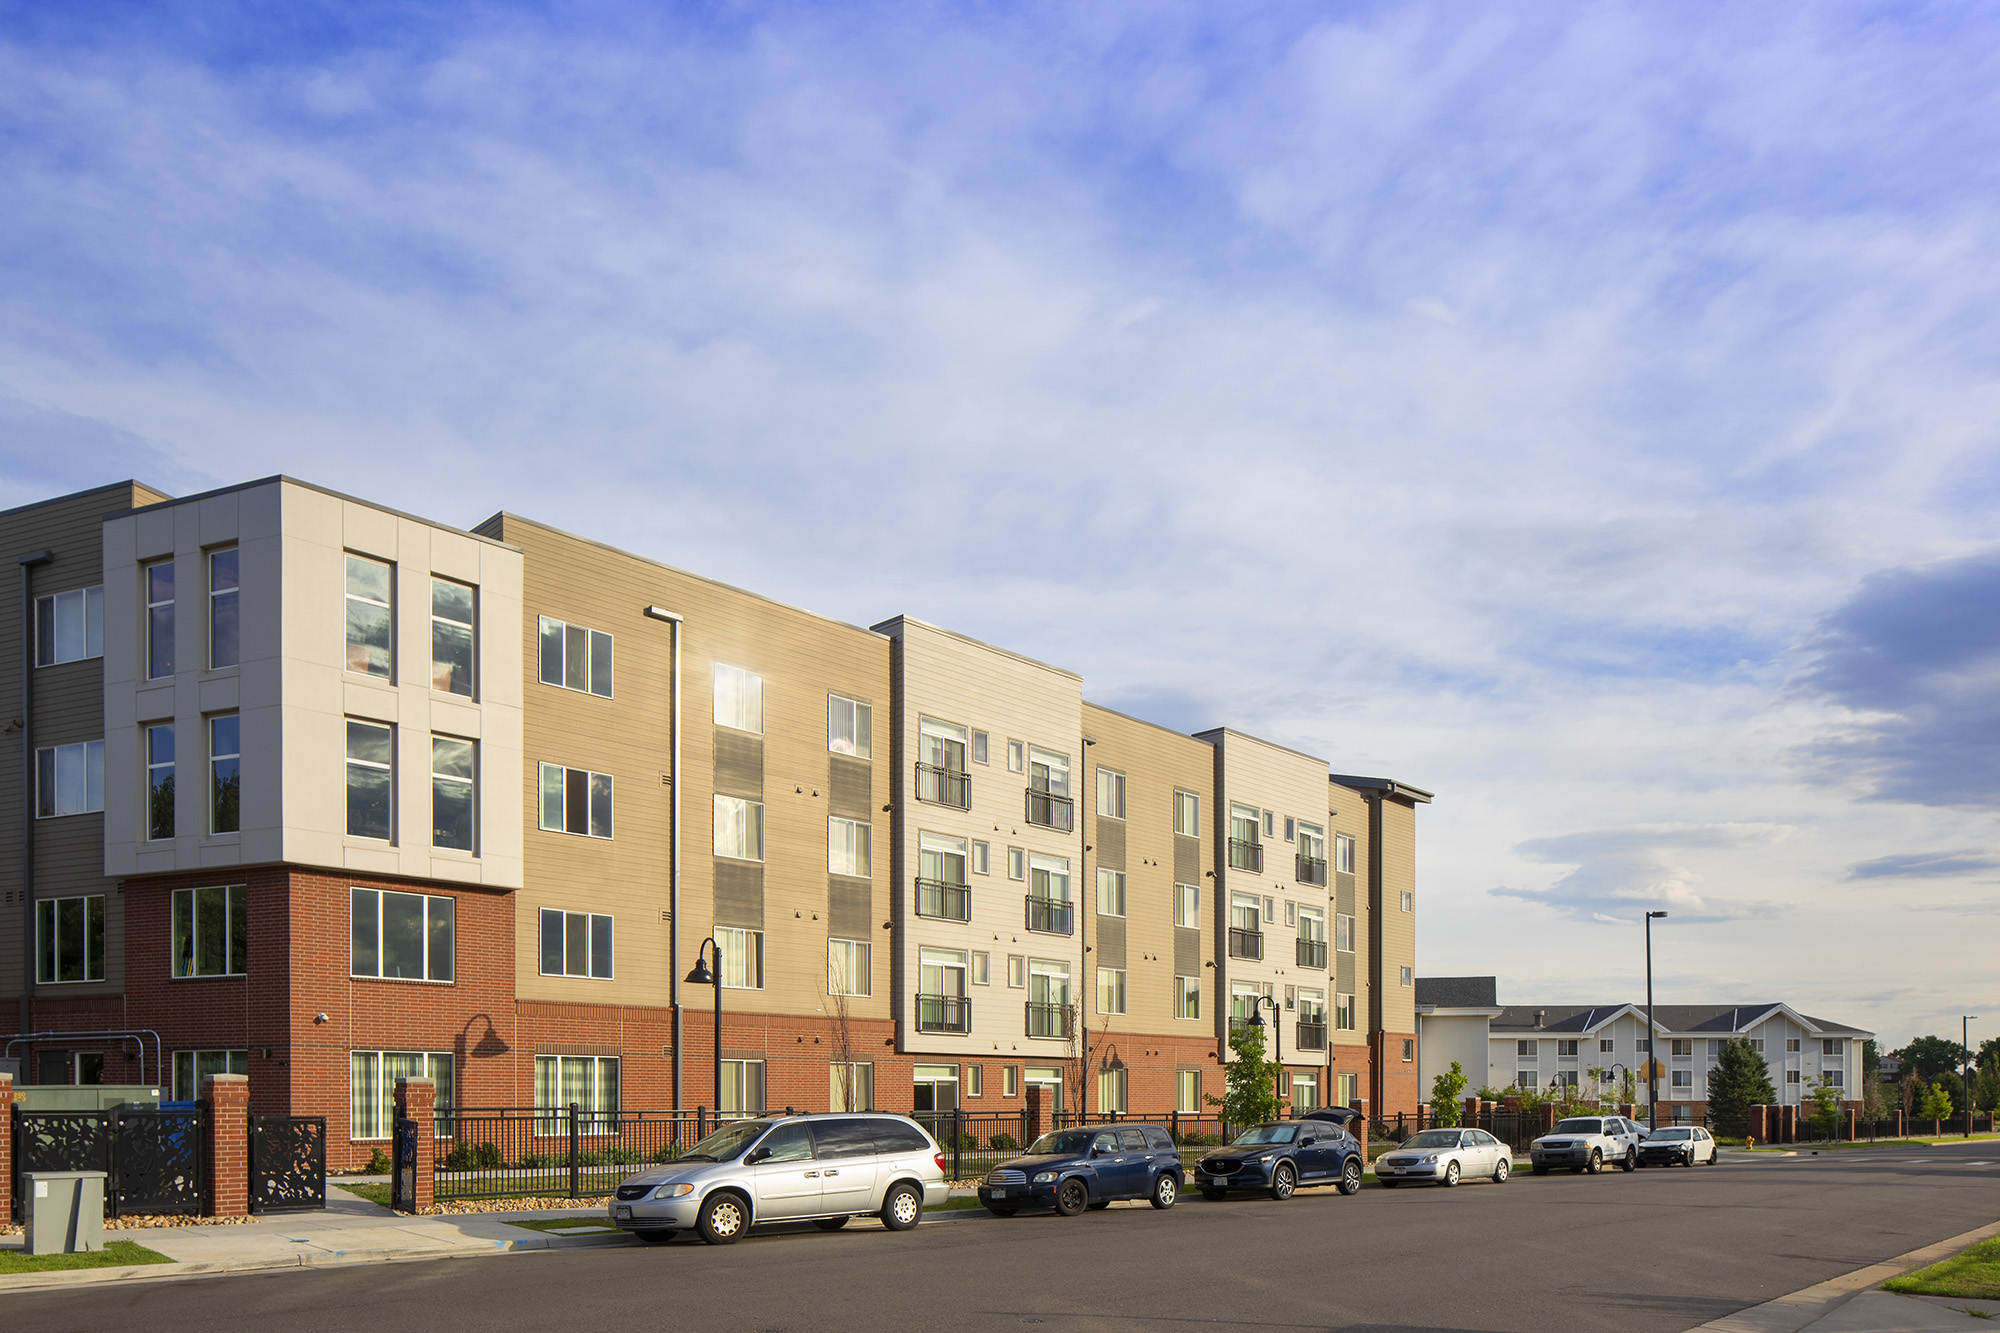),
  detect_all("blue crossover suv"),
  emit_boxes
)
[978,1124,1185,1216]
[1194,1121,1364,1200]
